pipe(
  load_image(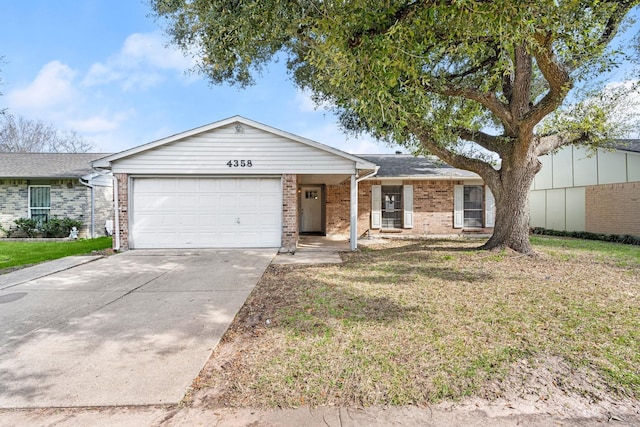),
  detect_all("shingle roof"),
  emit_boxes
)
[0,153,112,178]
[613,139,640,153]
[358,154,480,179]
